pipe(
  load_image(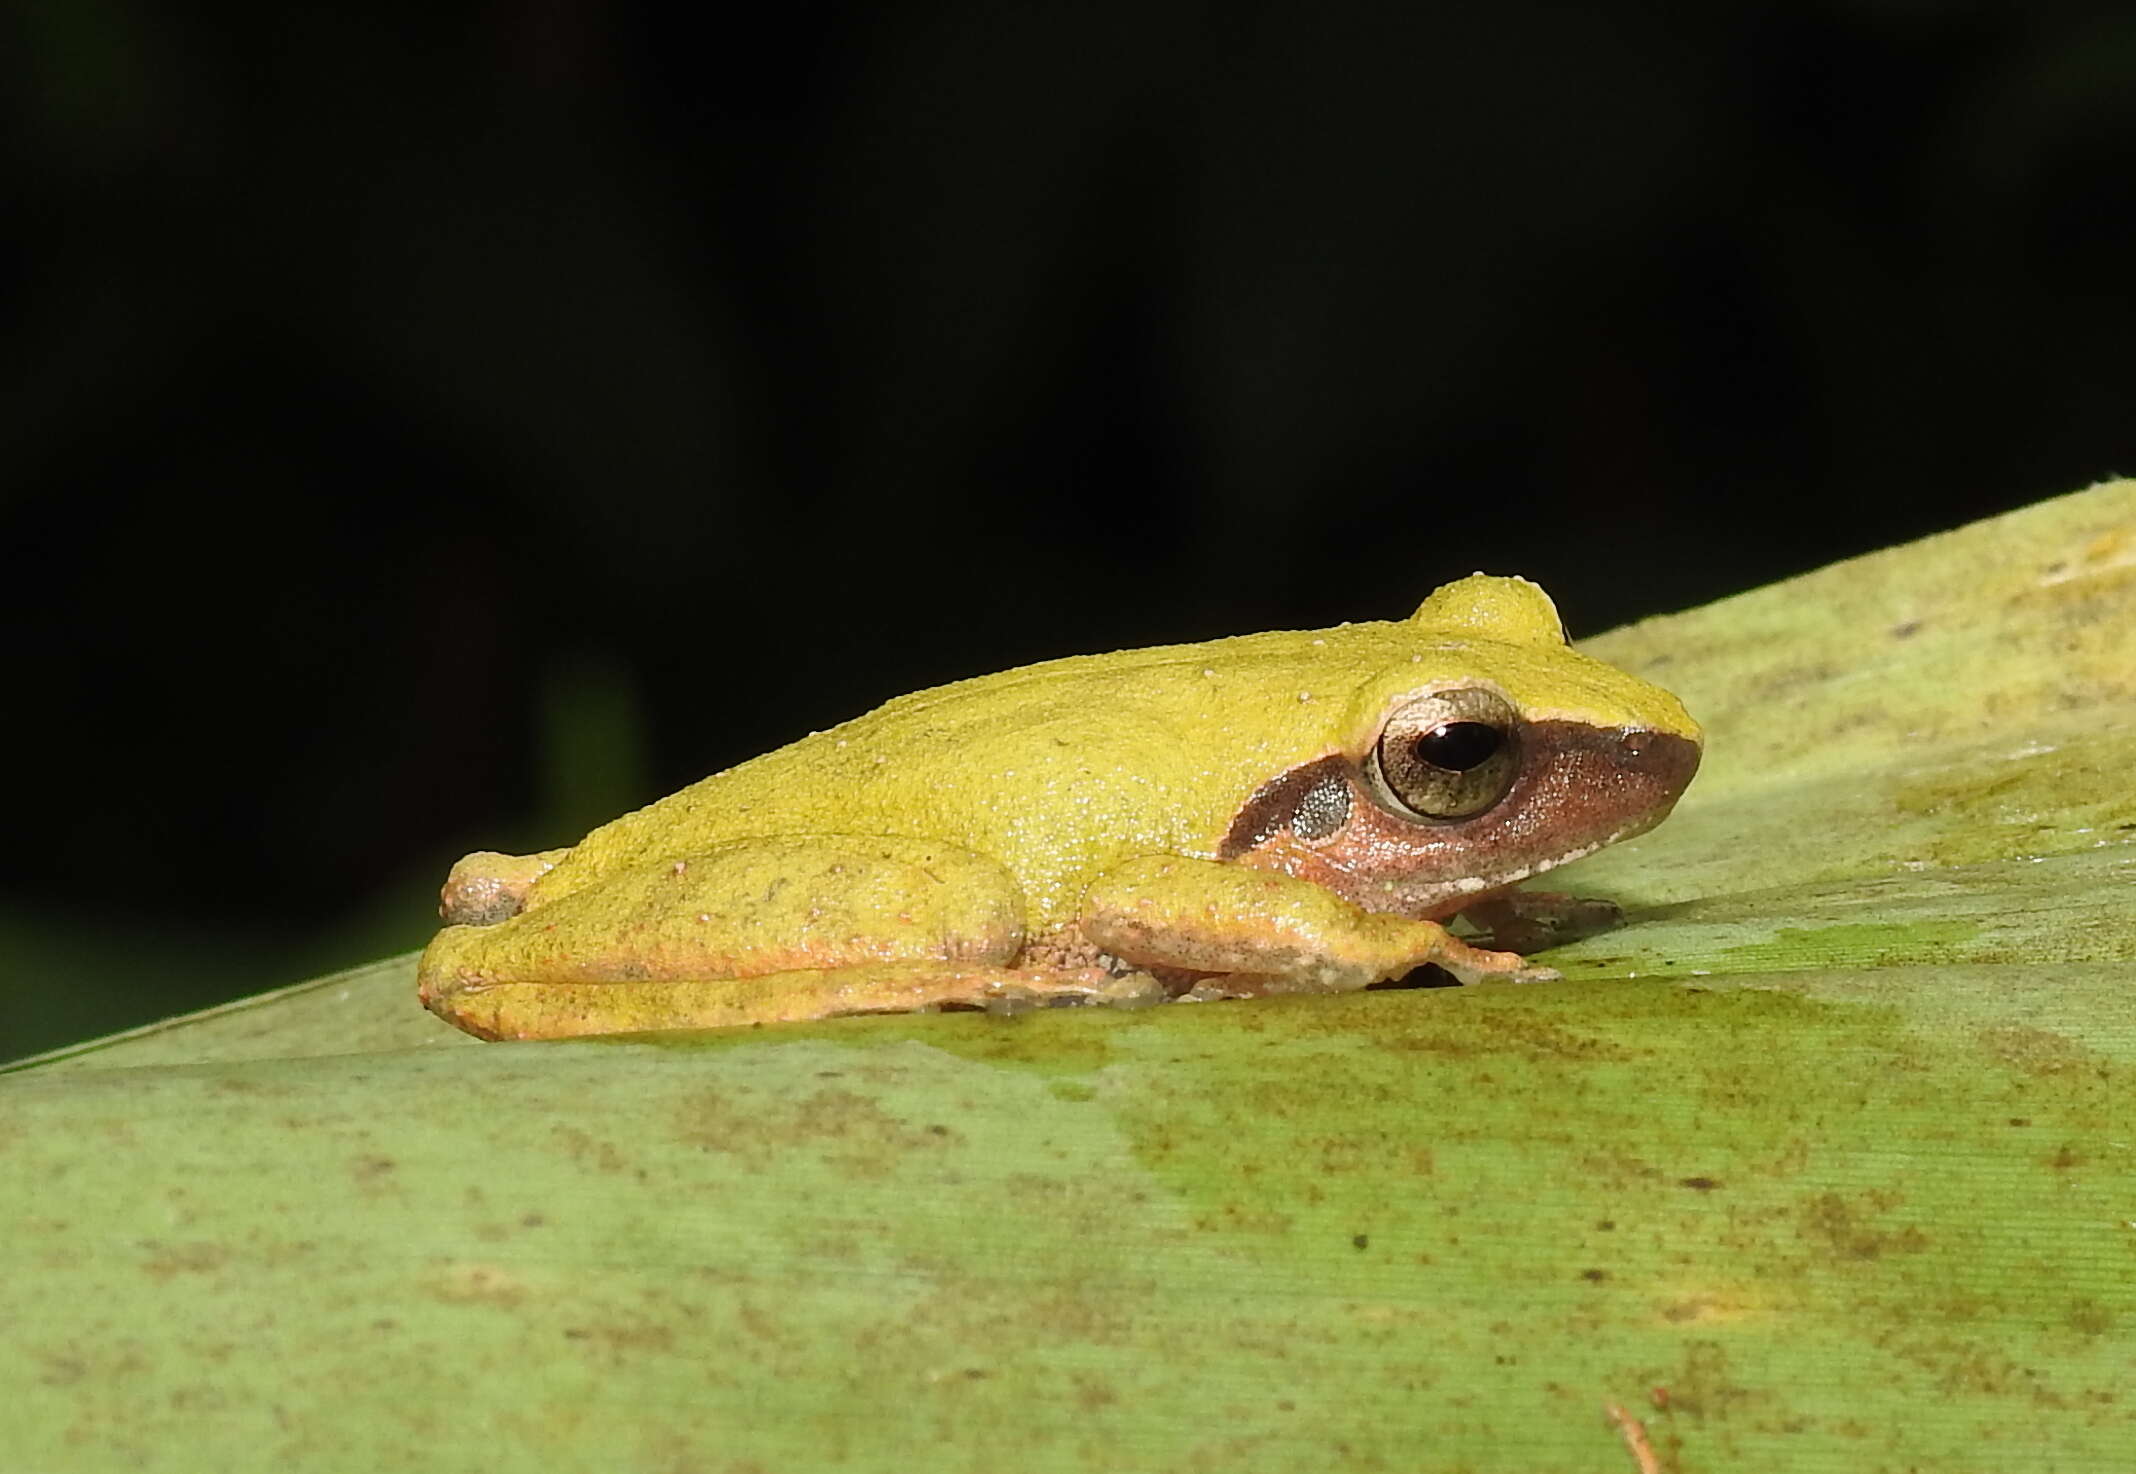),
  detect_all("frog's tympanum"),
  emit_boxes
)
[419,576,1700,1039]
